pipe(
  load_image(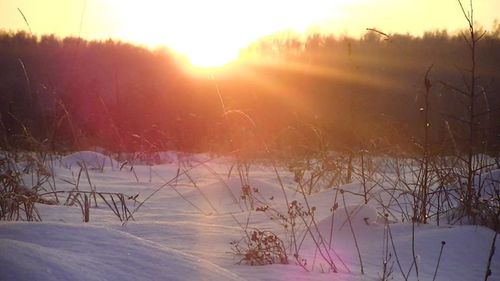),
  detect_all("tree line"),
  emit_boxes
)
[0,29,499,155]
